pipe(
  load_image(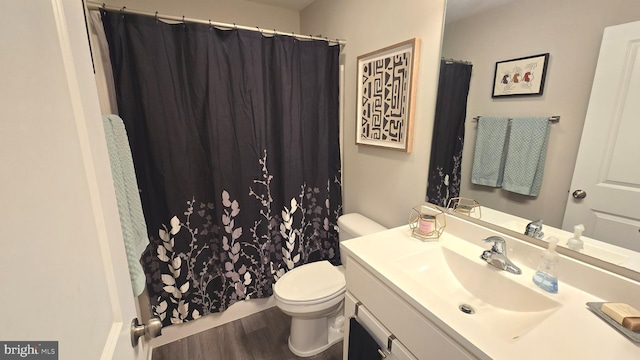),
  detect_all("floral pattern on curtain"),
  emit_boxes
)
[101,10,342,326]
